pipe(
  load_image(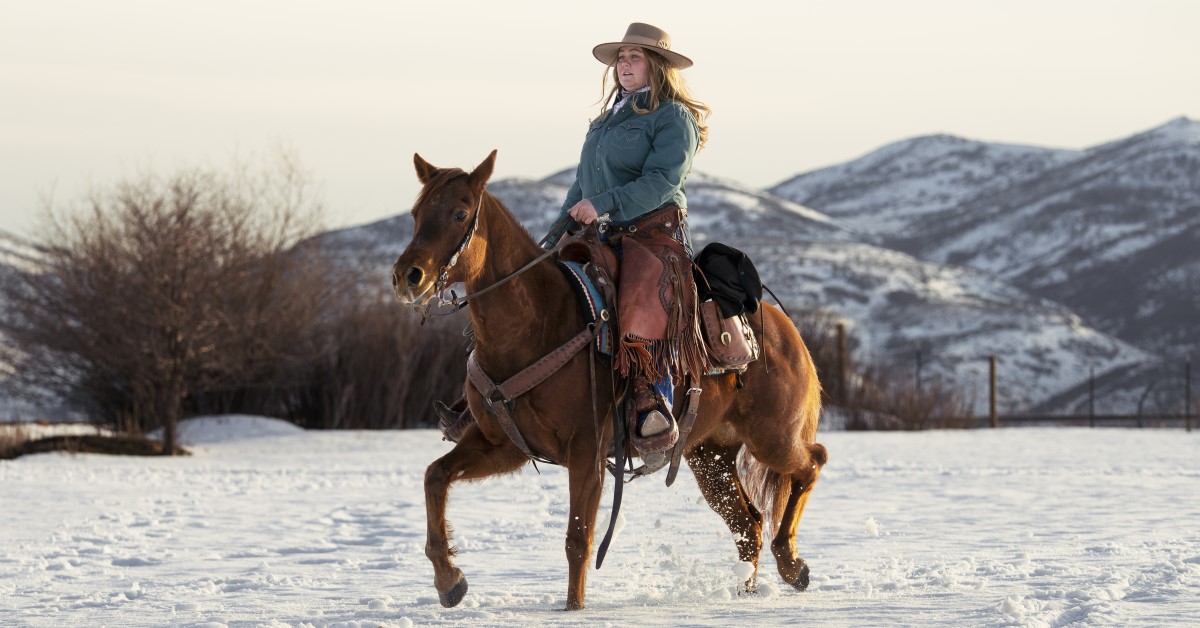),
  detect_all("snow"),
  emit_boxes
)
[3,416,1198,626]
[146,414,305,445]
